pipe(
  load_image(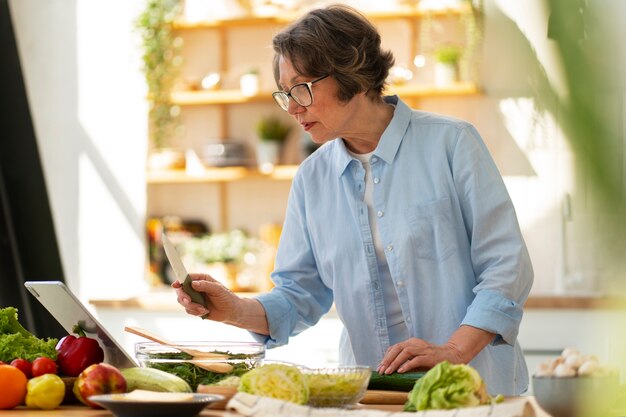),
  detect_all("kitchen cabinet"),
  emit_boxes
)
[147,3,480,234]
